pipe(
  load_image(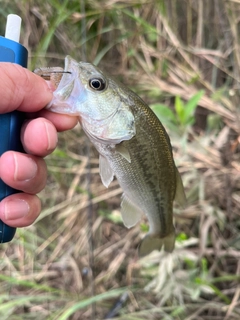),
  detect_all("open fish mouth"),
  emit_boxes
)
[35,69,72,89]
[35,57,87,115]
[34,56,73,90]
[51,55,76,92]
[34,56,81,114]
